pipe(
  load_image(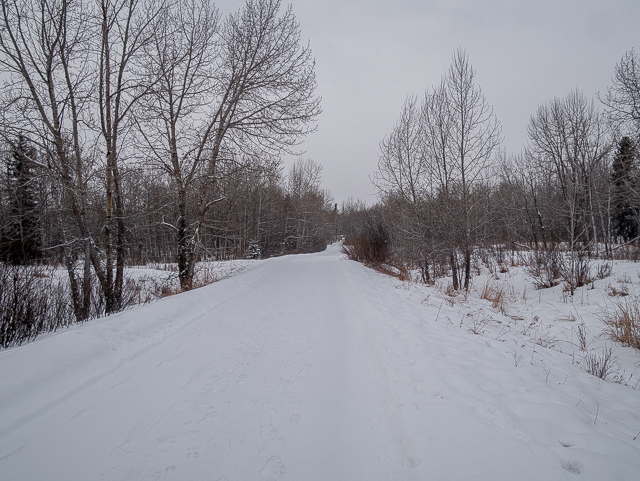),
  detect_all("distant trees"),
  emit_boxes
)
[285,158,333,252]
[1,137,42,264]
[372,48,501,291]
[611,137,639,242]
[138,0,321,290]
[363,47,640,294]
[0,0,328,327]
[525,90,610,293]
[602,48,640,141]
